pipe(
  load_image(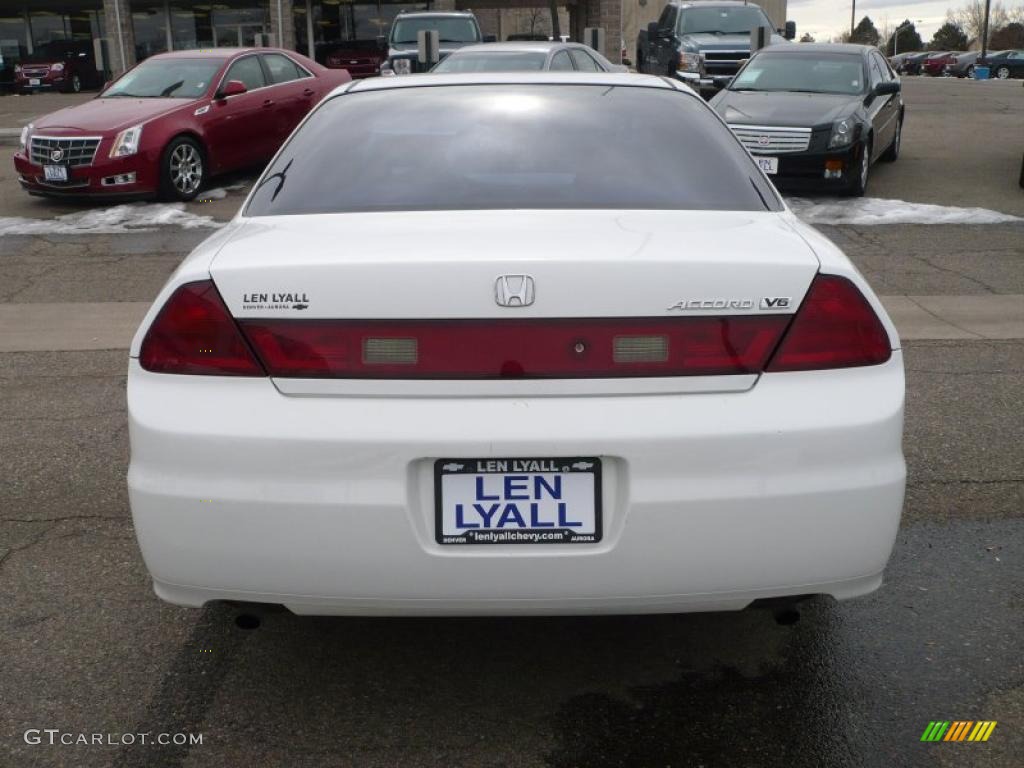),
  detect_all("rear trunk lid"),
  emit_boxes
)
[210,209,820,394]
